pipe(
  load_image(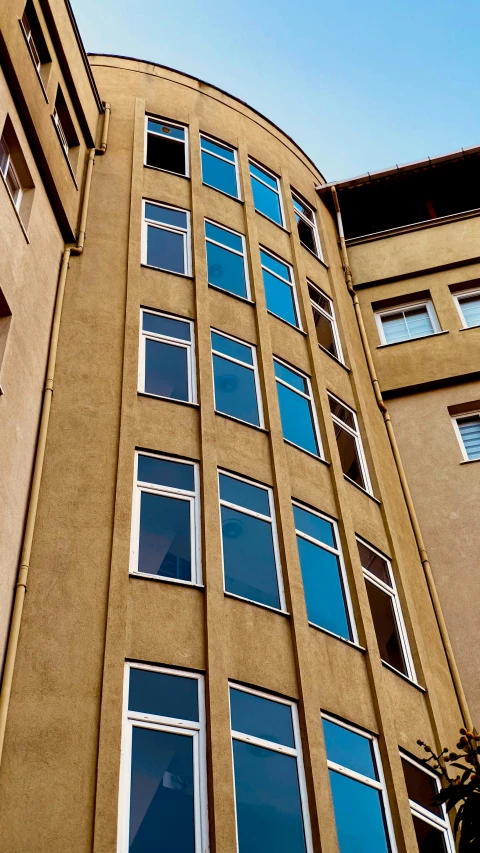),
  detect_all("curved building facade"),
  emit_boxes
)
[0,47,470,853]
